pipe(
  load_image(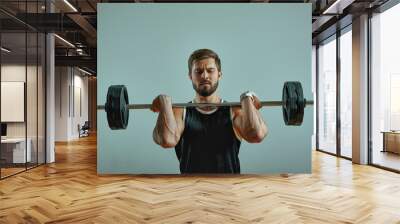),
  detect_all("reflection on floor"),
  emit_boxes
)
[0,162,42,178]
[373,150,400,171]
[1,167,25,178]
